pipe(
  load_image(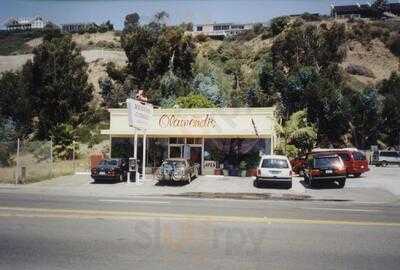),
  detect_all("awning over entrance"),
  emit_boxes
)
[101,107,276,138]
